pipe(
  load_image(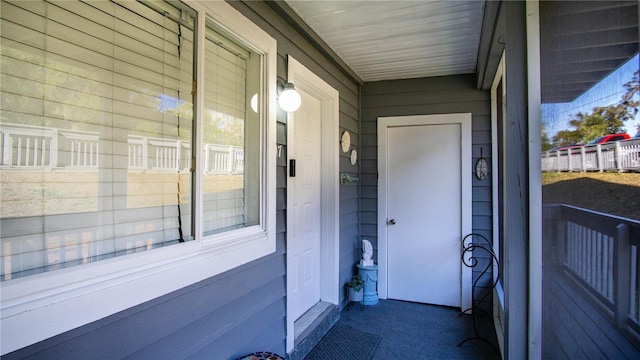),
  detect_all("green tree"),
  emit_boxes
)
[541,123,554,151]
[552,129,581,147]
[554,70,639,145]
